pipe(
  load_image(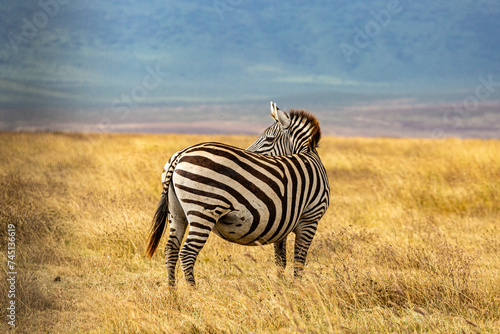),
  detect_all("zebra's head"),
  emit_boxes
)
[247,101,321,155]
